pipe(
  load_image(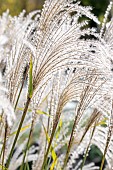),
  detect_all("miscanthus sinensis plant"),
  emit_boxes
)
[0,0,113,169]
